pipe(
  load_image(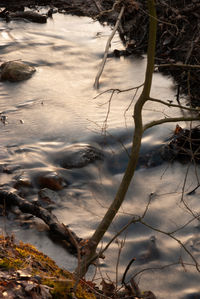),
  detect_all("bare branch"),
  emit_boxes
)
[133,262,196,279]
[143,116,200,131]
[141,192,154,218]
[169,216,199,235]
[155,63,200,70]
[92,0,102,12]
[124,87,140,127]
[93,83,144,99]
[101,90,115,134]
[99,194,153,257]
[139,219,200,272]
[149,97,200,112]
[99,216,139,257]
[122,258,136,286]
